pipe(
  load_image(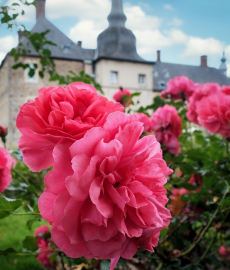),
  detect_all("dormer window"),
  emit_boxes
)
[62,44,72,54]
[162,69,170,78]
[158,80,166,88]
